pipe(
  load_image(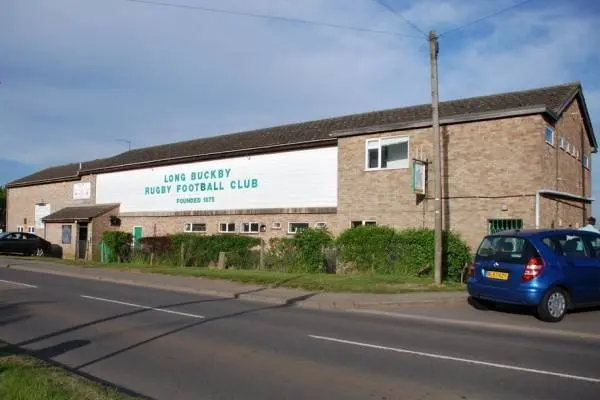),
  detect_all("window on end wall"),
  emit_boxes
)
[219,222,236,233]
[366,136,409,170]
[16,226,24,233]
[184,223,206,233]
[288,222,309,234]
[351,220,376,228]
[242,222,260,233]
[27,227,35,233]
[583,154,590,169]
[545,127,555,146]
[488,219,523,234]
